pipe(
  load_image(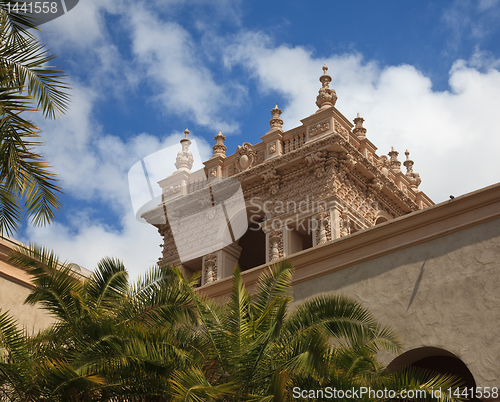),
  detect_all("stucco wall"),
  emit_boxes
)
[0,275,54,333]
[292,217,500,387]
